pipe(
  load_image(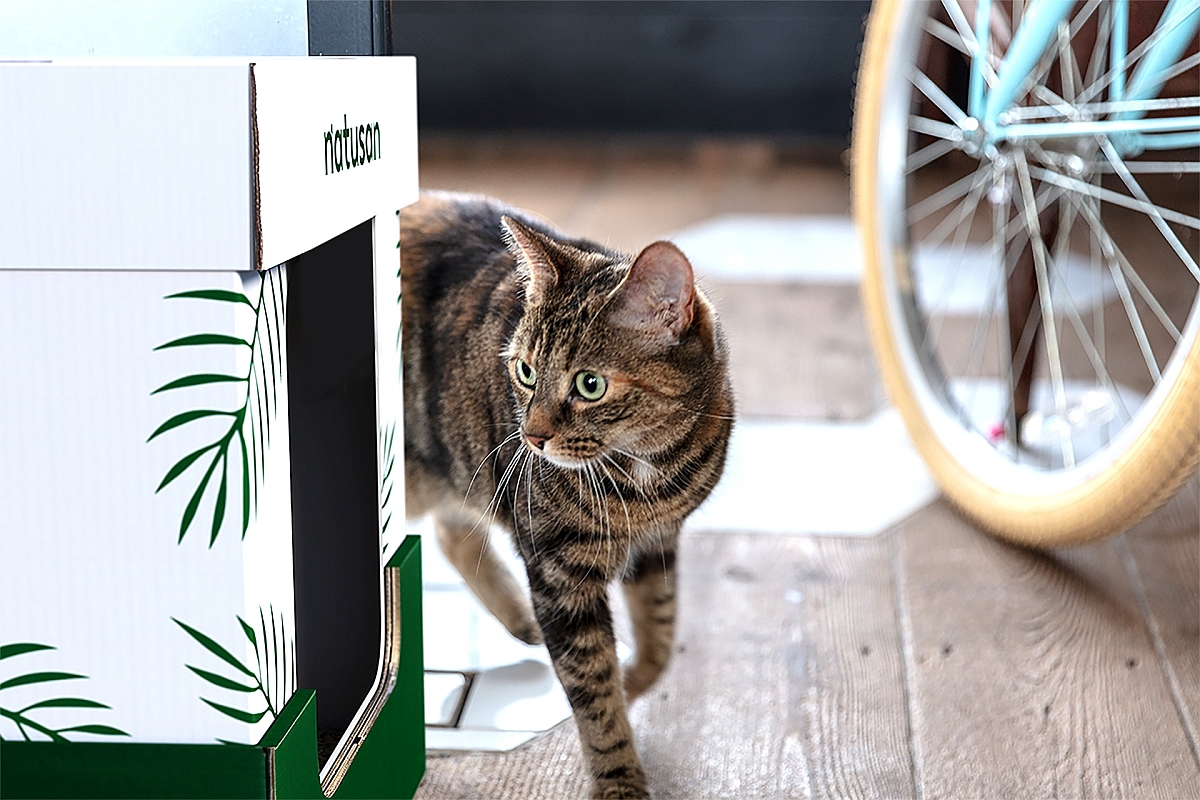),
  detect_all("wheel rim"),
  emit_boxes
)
[873,0,1200,498]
